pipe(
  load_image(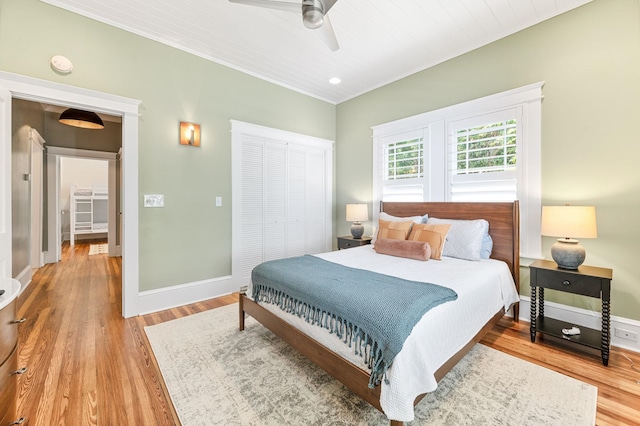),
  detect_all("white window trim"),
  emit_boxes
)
[372,82,543,259]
